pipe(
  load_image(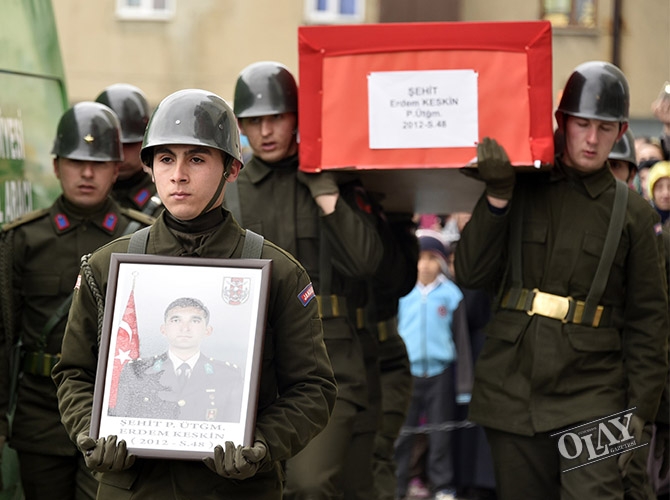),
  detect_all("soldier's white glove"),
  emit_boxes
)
[77,433,136,473]
[203,440,268,480]
[617,414,645,477]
